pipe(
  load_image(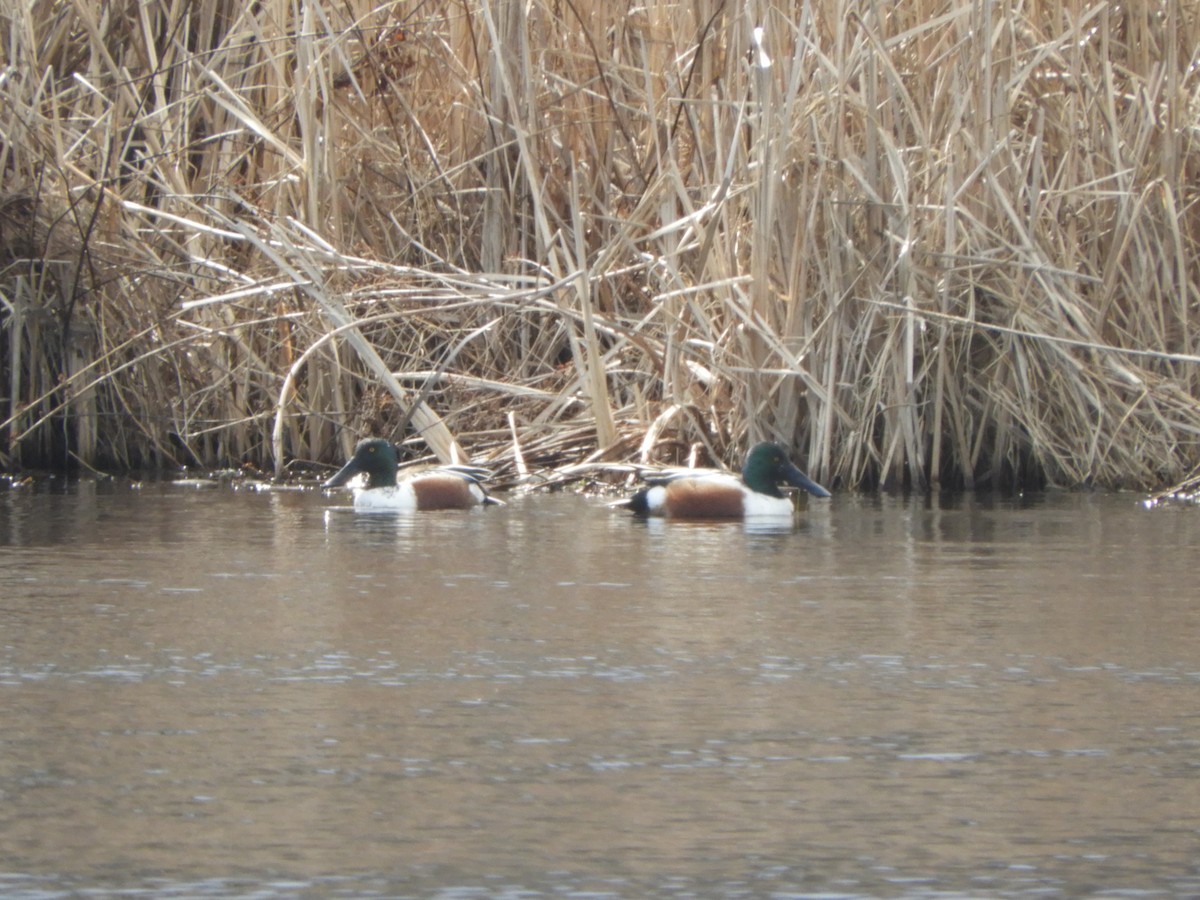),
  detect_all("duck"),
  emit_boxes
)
[322,438,502,512]
[615,441,830,518]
